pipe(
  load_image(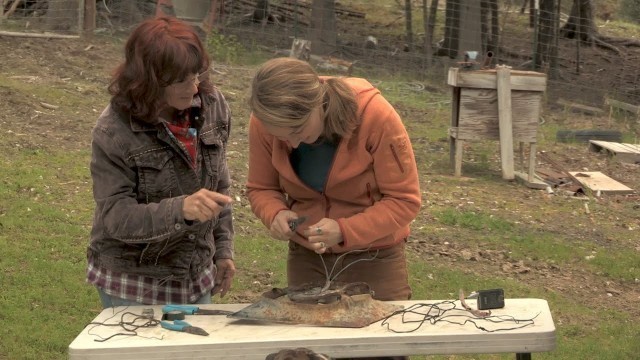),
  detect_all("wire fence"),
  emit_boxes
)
[1,0,639,114]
